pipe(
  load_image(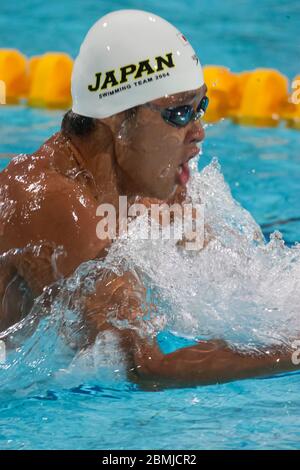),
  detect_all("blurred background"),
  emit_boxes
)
[1,1,300,451]
[1,0,299,76]
[1,0,300,243]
